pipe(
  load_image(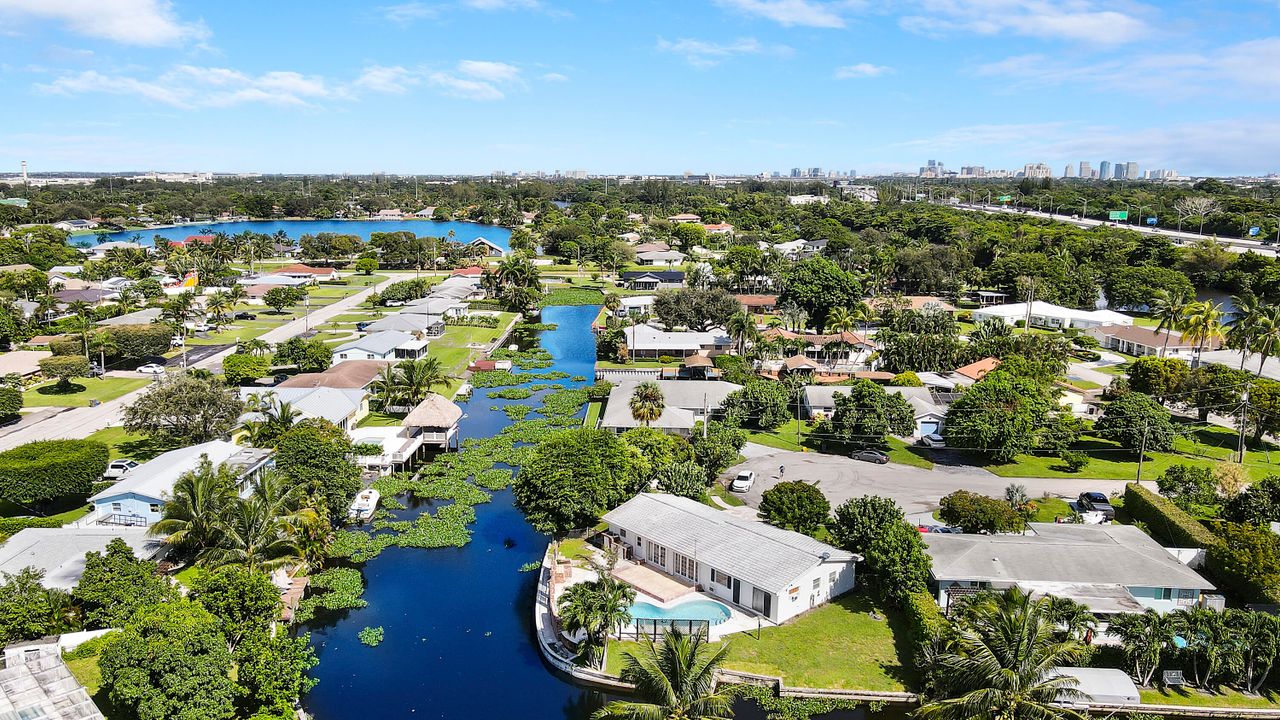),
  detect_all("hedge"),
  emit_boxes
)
[49,338,83,356]
[0,386,21,417]
[108,324,173,360]
[0,439,109,506]
[1124,482,1218,548]
[903,589,948,662]
[0,515,65,535]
